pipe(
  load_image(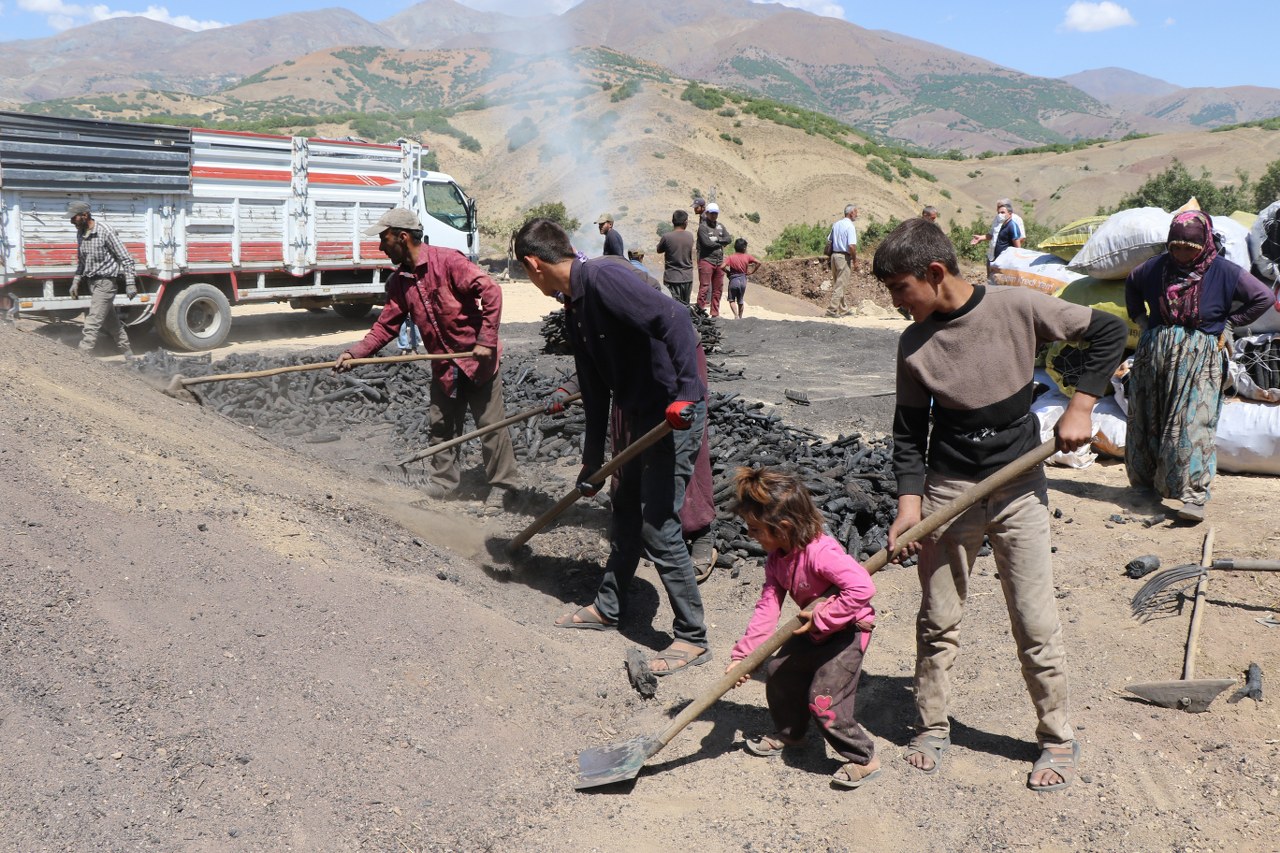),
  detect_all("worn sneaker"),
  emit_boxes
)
[484,486,510,510]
